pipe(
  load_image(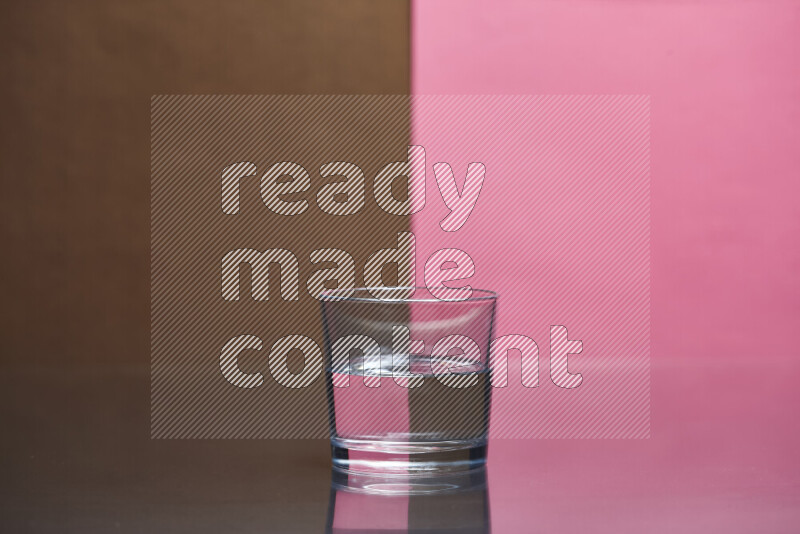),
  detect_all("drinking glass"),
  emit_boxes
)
[320,286,497,475]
